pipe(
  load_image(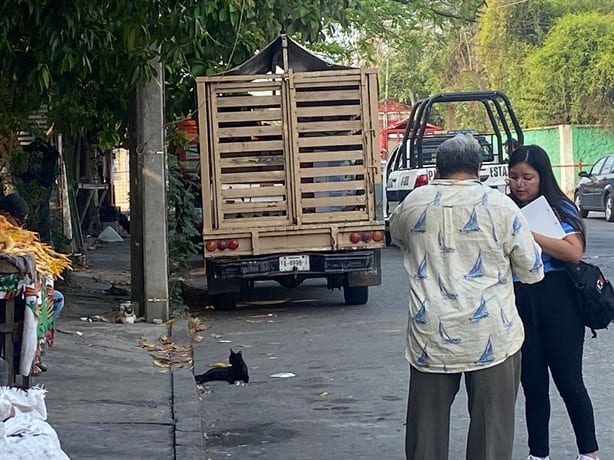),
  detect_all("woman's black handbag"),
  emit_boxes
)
[565,261,614,337]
